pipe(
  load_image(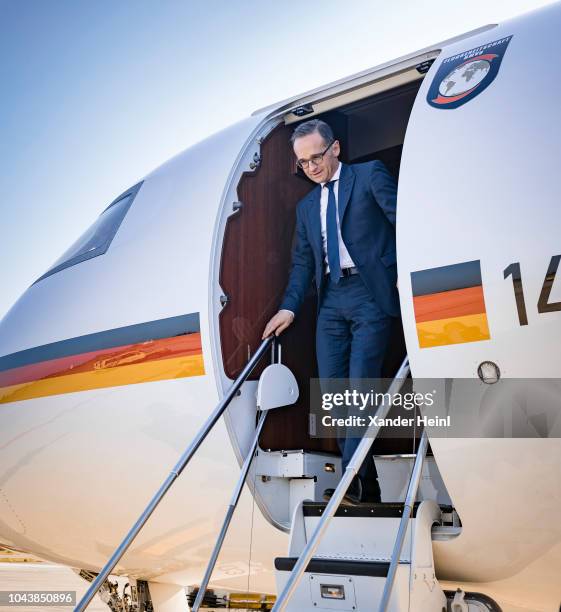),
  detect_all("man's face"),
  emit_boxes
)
[293,131,340,184]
